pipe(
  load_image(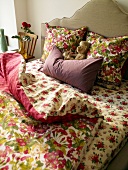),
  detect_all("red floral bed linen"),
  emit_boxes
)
[0,54,128,170]
[0,91,102,170]
[78,81,128,170]
[26,59,128,170]
[0,52,99,124]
